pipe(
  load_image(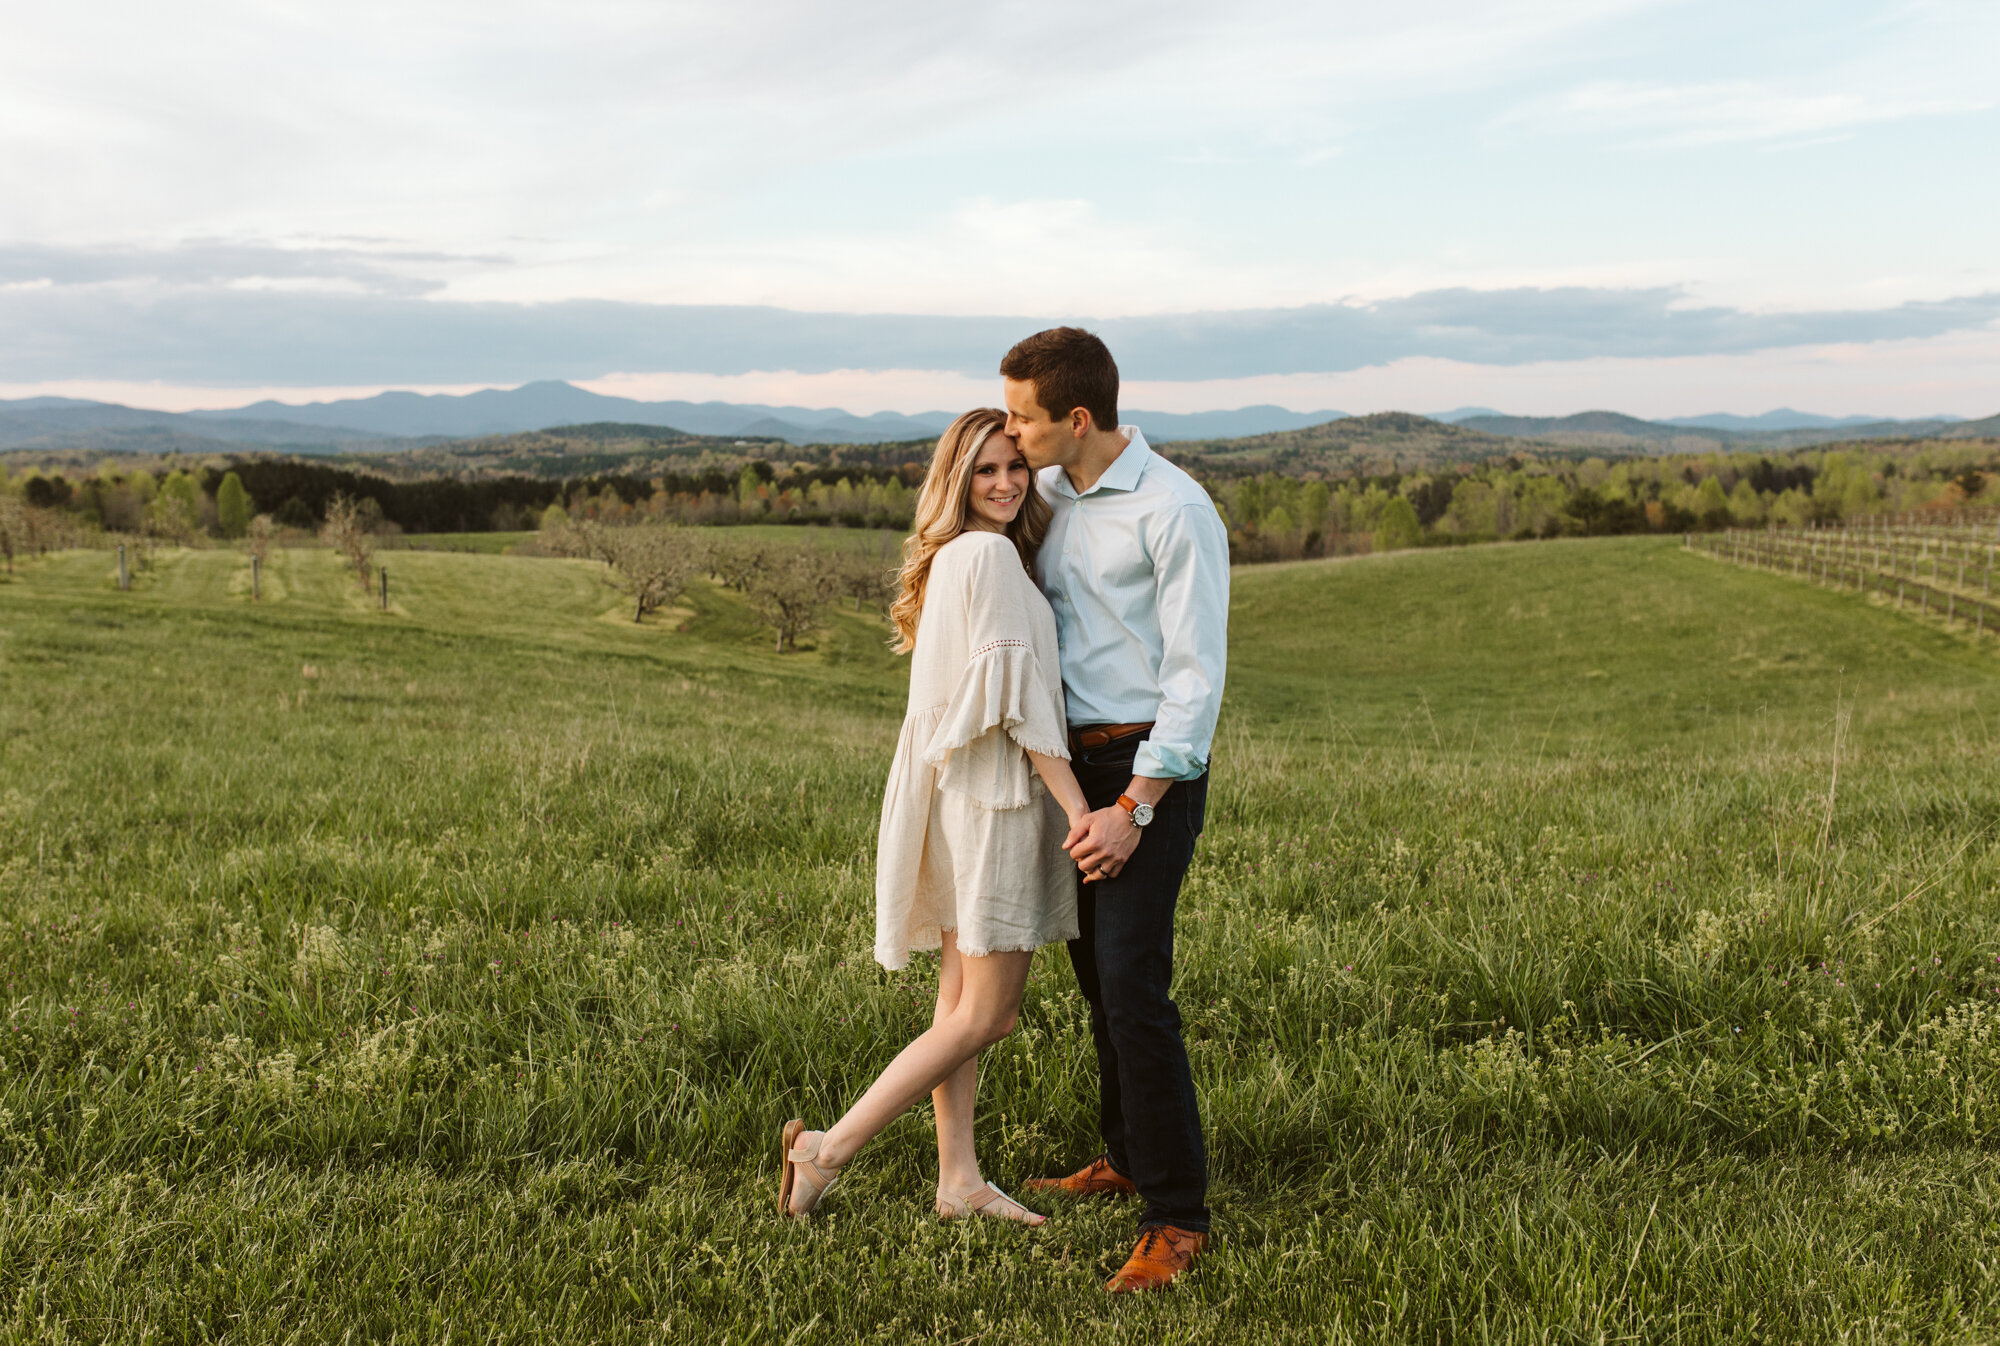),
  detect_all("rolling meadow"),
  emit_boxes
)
[2,532,1999,1343]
